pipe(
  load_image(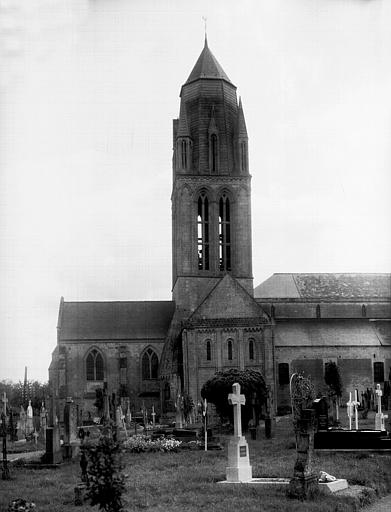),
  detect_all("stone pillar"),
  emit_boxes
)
[288,408,319,500]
